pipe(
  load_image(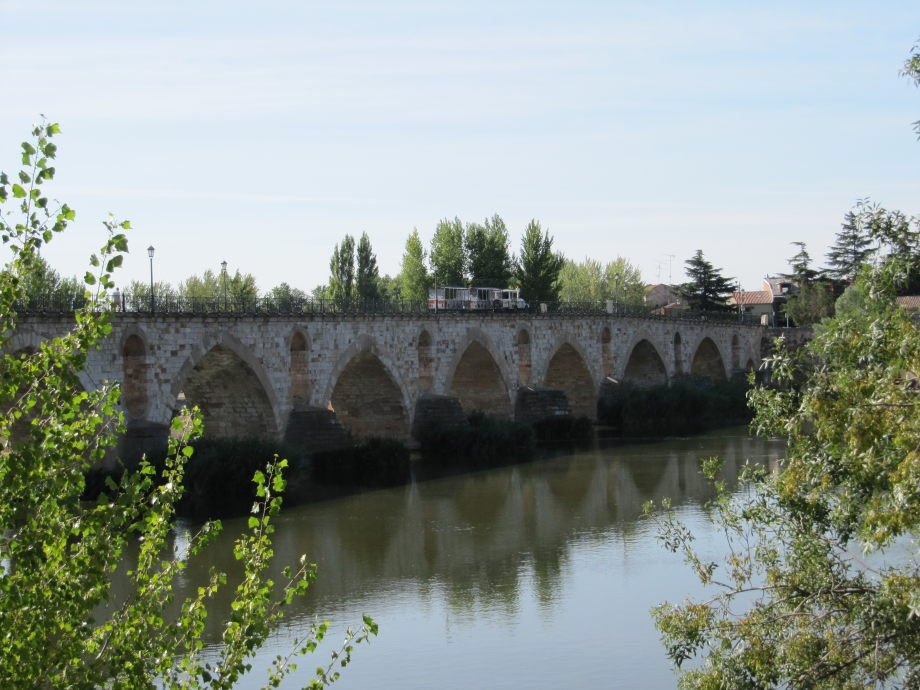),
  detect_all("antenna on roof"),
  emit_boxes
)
[664,254,675,285]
